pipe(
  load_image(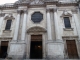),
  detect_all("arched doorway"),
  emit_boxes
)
[27,26,46,59]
